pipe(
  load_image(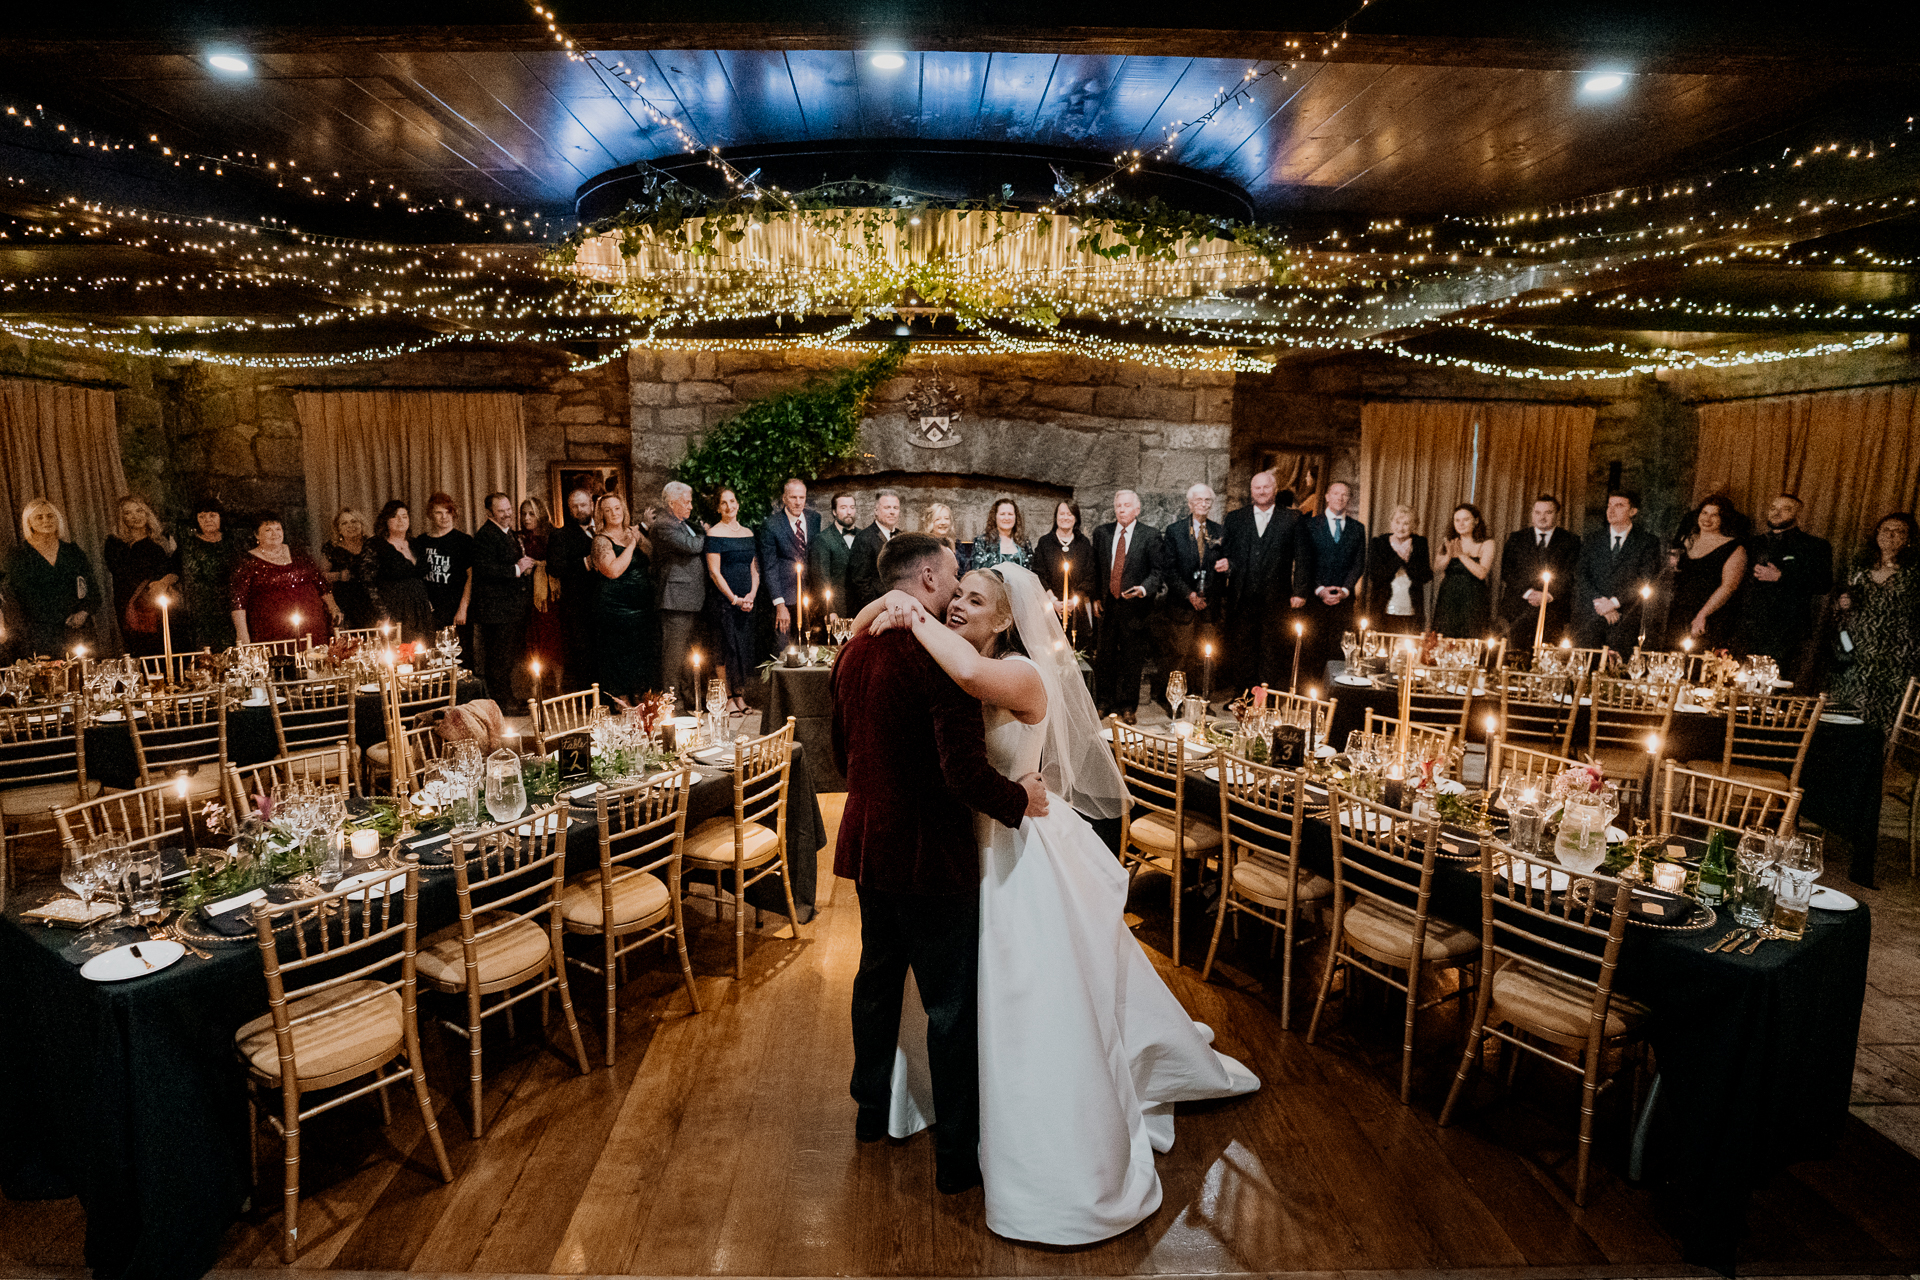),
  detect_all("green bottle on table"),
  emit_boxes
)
[1697,829,1732,906]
